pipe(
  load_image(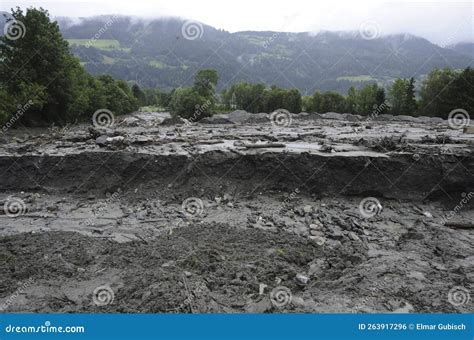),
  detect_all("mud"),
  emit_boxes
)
[0,111,473,313]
